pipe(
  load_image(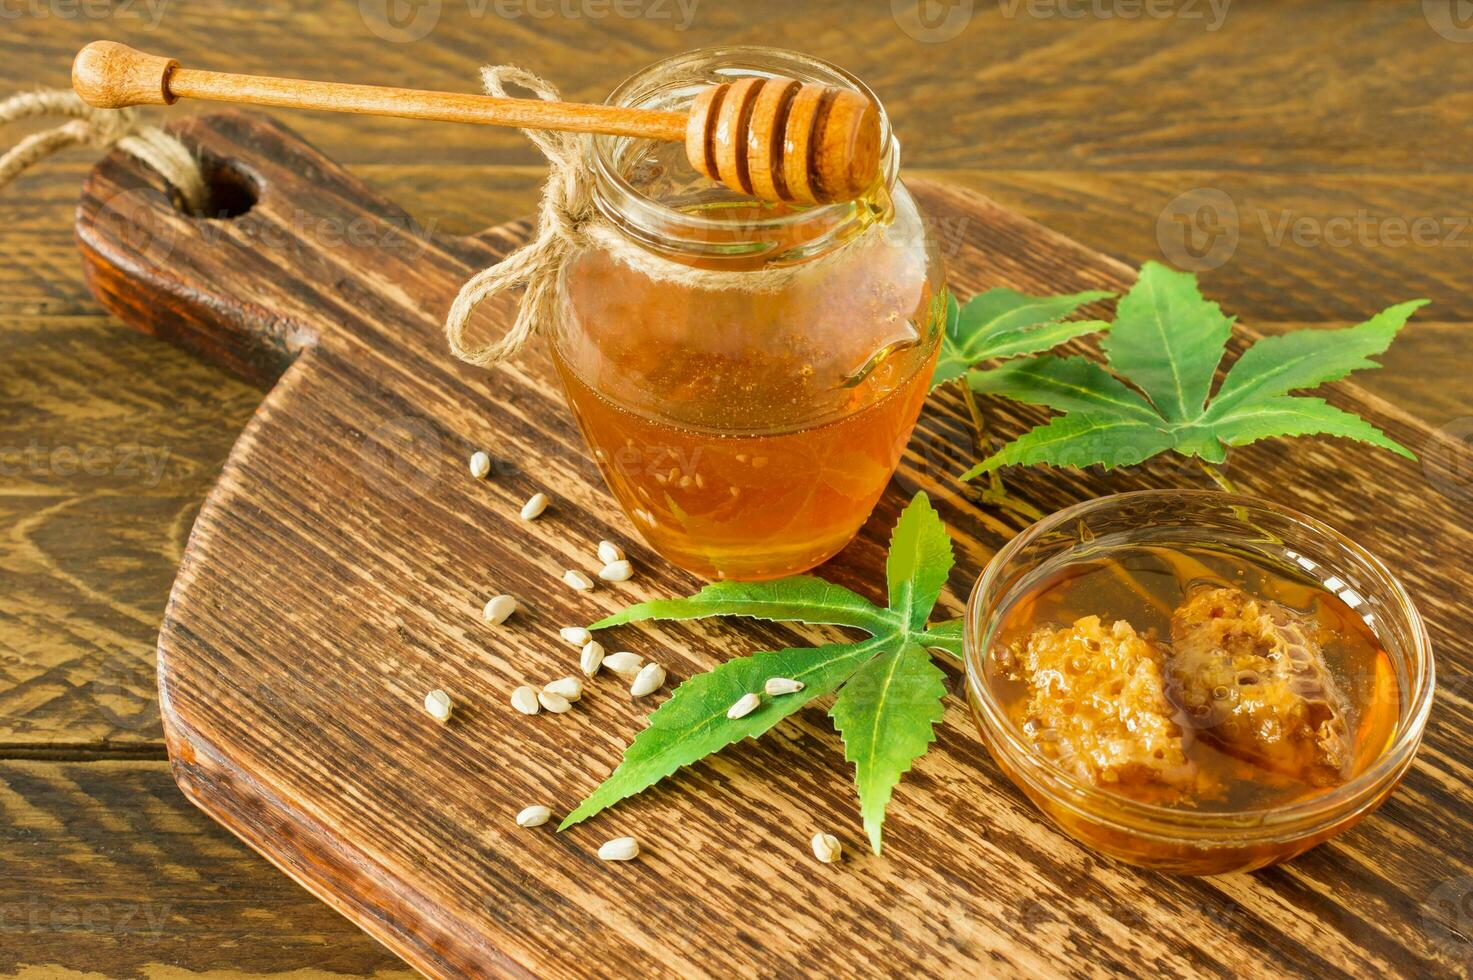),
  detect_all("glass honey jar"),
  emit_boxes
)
[553,47,946,581]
